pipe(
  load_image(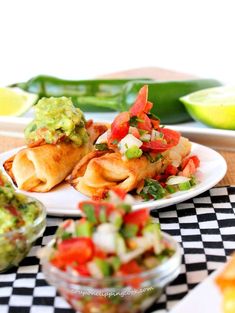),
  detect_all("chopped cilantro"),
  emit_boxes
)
[140,178,166,200]
[144,152,162,163]
[95,143,109,151]
[129,116,144,127]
